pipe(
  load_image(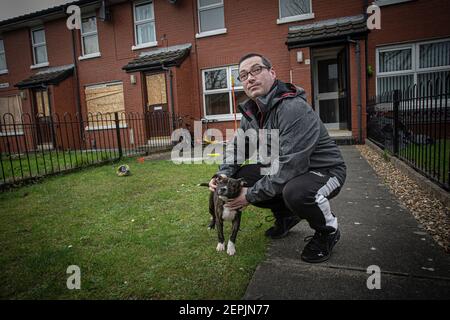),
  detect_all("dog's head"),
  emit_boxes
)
[215,174,246,201]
